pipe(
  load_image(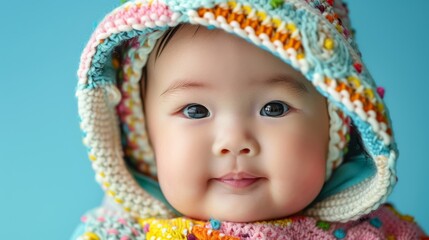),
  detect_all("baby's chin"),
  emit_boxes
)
[178,204,302,223]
